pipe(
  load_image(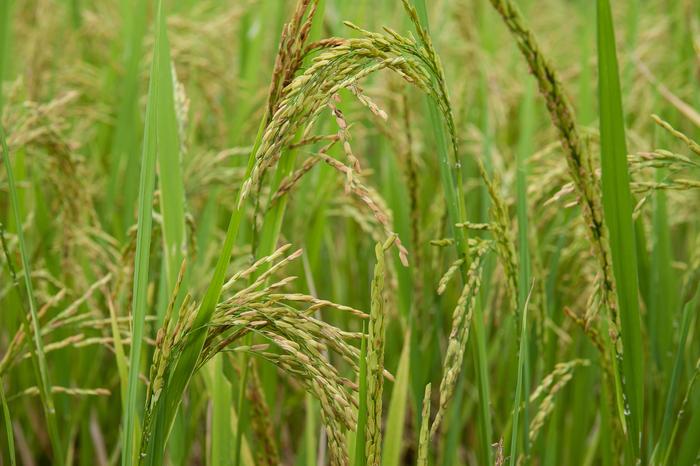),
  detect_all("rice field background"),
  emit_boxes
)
[0,0,699,464]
